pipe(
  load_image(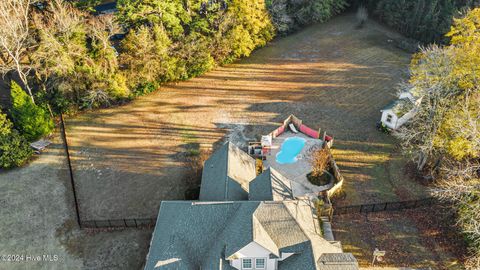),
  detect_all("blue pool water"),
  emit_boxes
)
[276,137,306,164]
